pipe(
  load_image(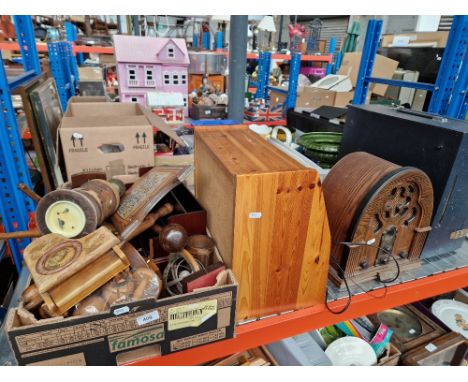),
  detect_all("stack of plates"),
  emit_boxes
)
[431,299,468,339]
[325,337,377,366]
